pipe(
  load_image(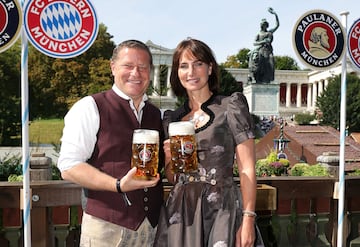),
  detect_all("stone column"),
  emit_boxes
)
[286,83,291,107]
[307,84,312,109]
[296,83,302,108]
[166,65,174,97]
[318,80,324,95]
[324,79,329,89]
[312,81,317,108]
[152,65,160,96]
